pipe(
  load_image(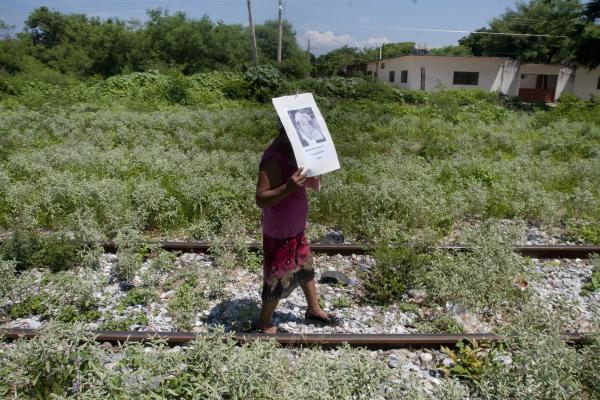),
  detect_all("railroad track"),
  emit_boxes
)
[1,329,590,349]
[101,241,600,259]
